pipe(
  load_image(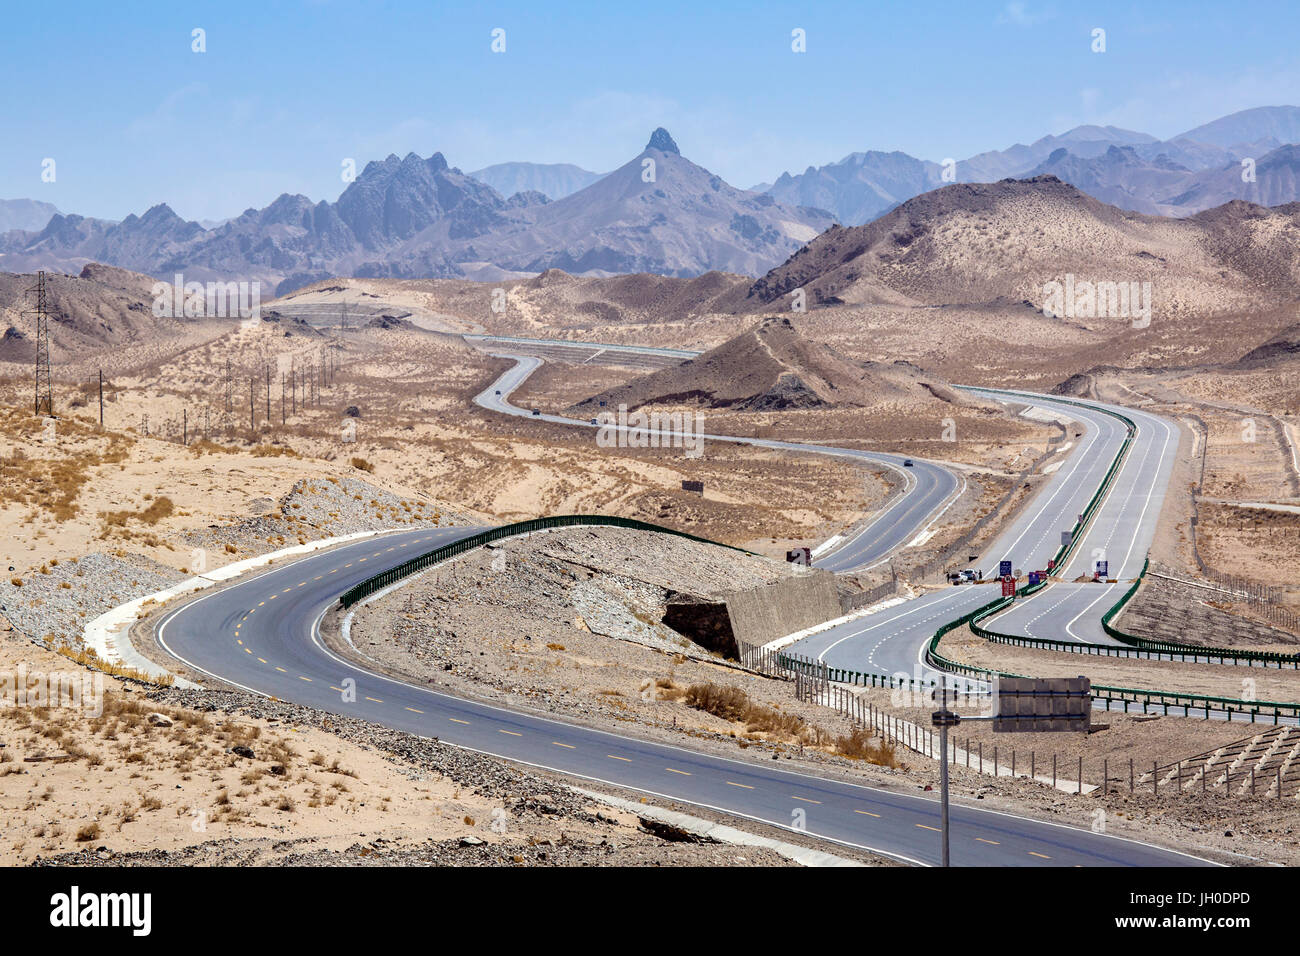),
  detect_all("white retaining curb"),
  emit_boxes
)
[83,527,420,686]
